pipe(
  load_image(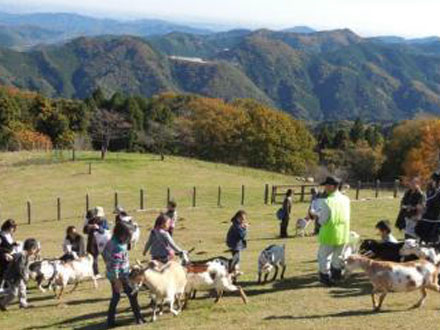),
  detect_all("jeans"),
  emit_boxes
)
[1,279,27,307]
[92,253,99,276]
[231,250,241,272]
[107,277,143,326]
